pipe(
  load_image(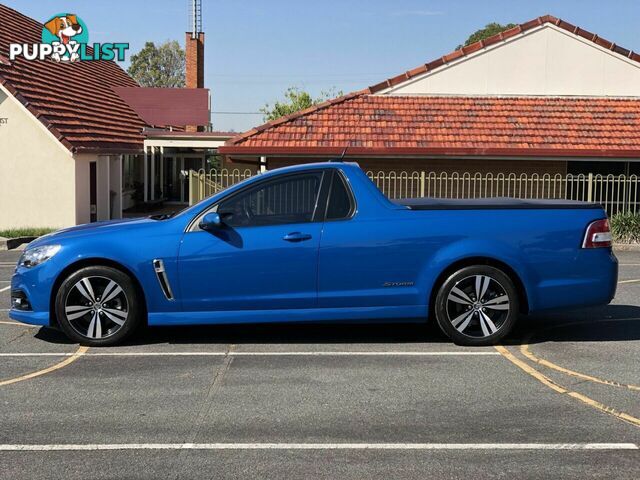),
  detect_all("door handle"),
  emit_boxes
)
[283,232,312,242]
